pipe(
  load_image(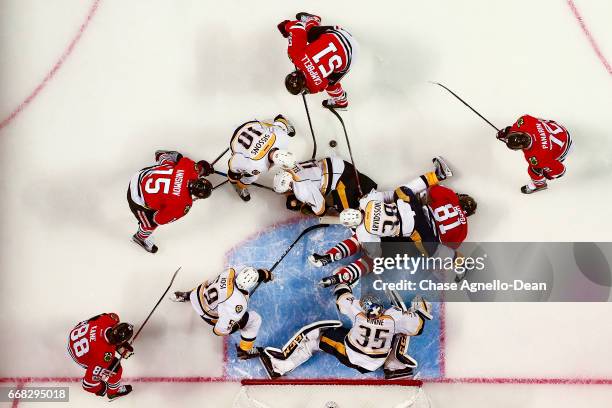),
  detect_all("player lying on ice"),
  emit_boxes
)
[67,313,134,401]
[272,156,377,216]
[310,157,478,286]
[128,150,214,253]
[170,266,273,360]
[227,115,297,202]
[278,12,358,109]
[258,286,432,380]
[496,114,573,194]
